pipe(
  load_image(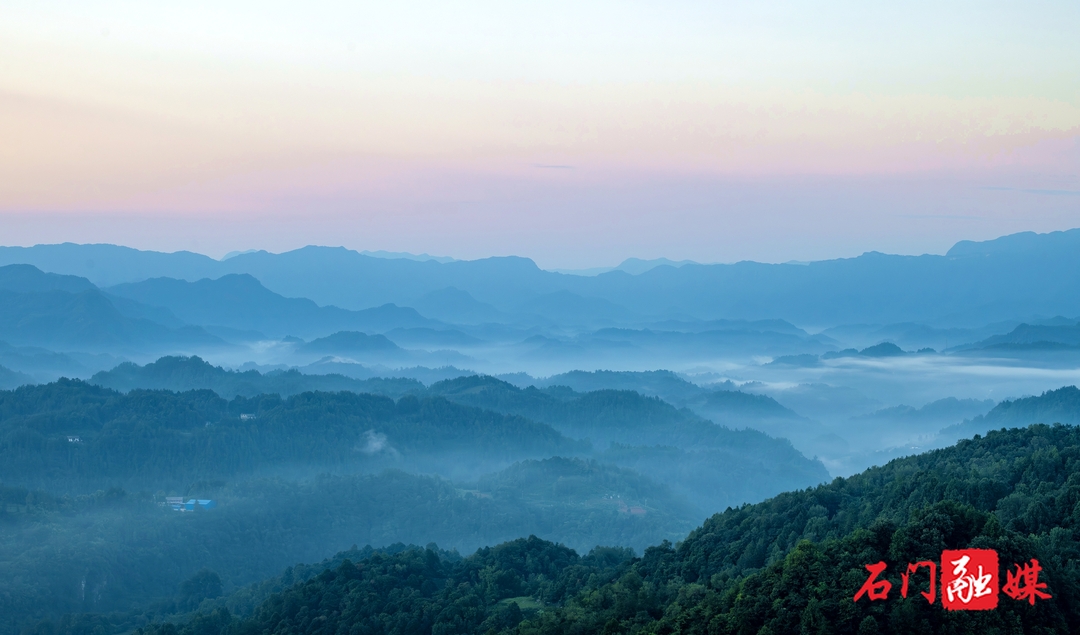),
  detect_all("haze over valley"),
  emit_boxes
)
[4,232,1080,478]
[6,232,1080,633]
